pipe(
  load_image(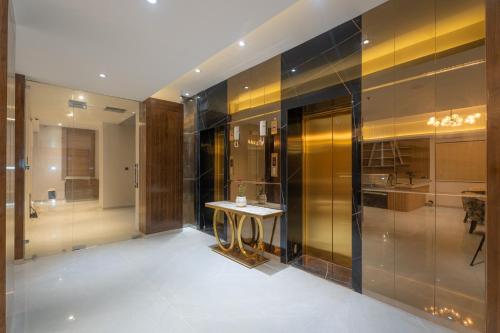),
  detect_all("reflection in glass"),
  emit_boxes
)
[362,0,485,331]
